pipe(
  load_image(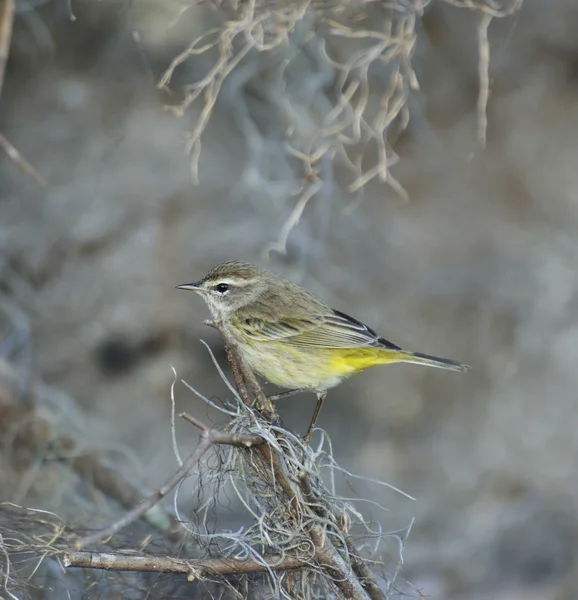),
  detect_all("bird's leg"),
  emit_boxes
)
[267,389,302,402]
[303,391,326,445]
